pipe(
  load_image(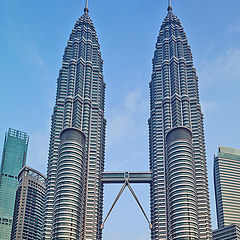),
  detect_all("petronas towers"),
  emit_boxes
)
[149,5,212,239]
[44,5,106,240]
[44,2,212,240]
